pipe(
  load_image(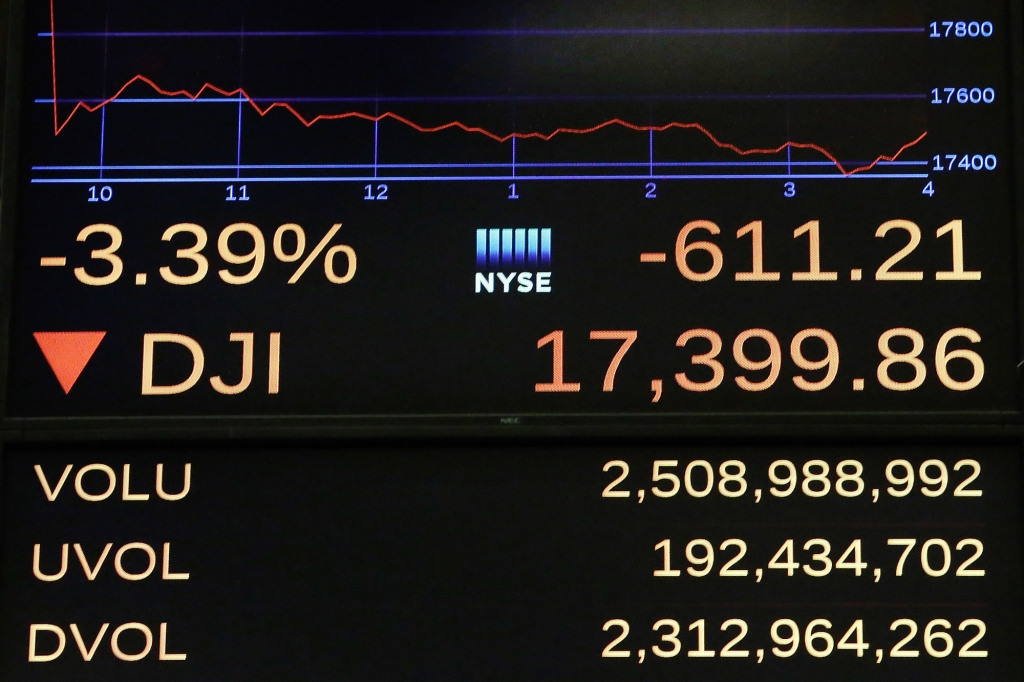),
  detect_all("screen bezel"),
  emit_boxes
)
[0,0,1021,441]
